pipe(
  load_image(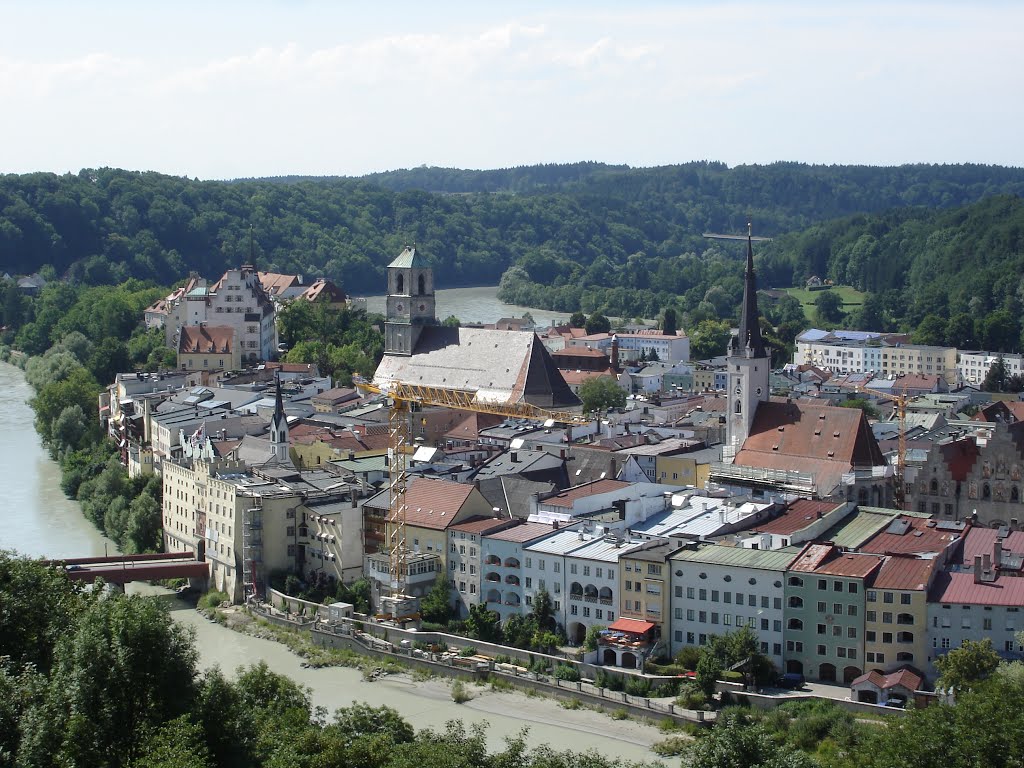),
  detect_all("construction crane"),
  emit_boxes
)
[703,222,773,243]
[353,376,592,599]
[857,379,912,510]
